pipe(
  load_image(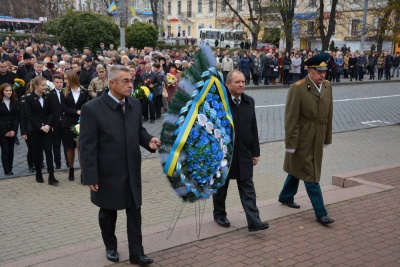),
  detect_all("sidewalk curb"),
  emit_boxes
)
[3,164,398,267]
